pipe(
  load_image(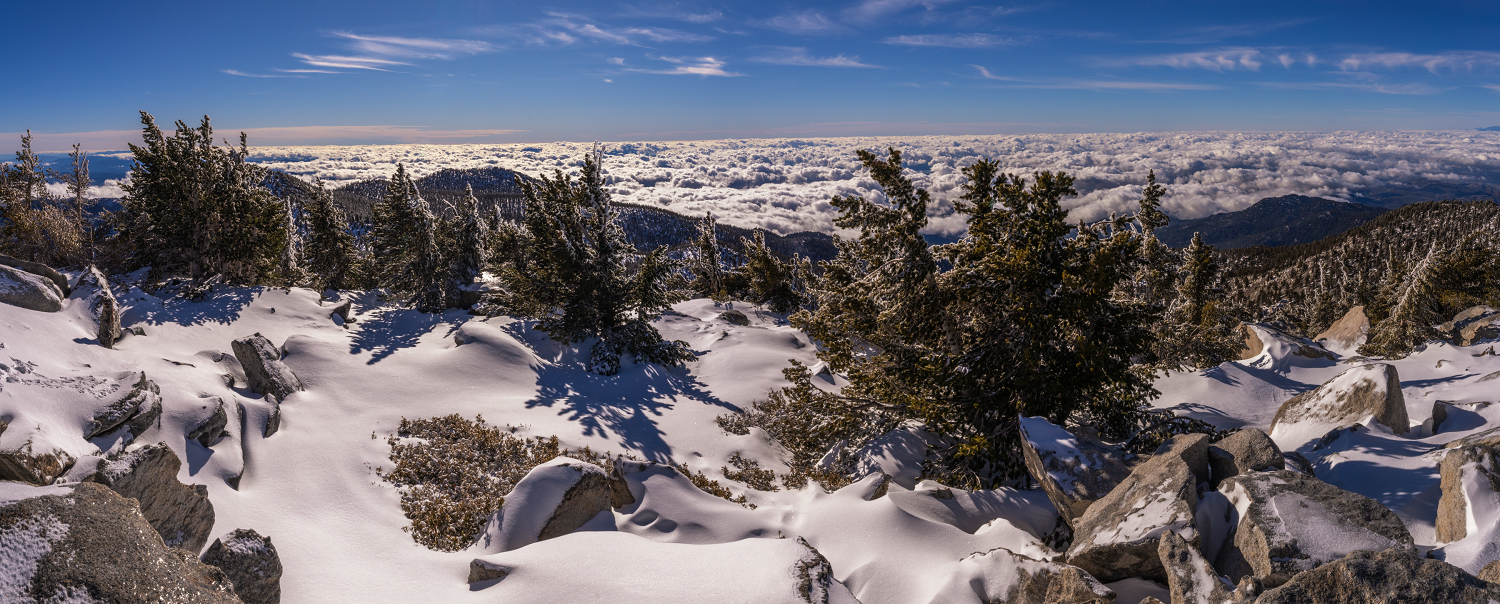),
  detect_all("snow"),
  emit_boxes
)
[1267,492,1402,573]
[475,456,601,553]
[1437,452,1500,573]
[0,504,69,601]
